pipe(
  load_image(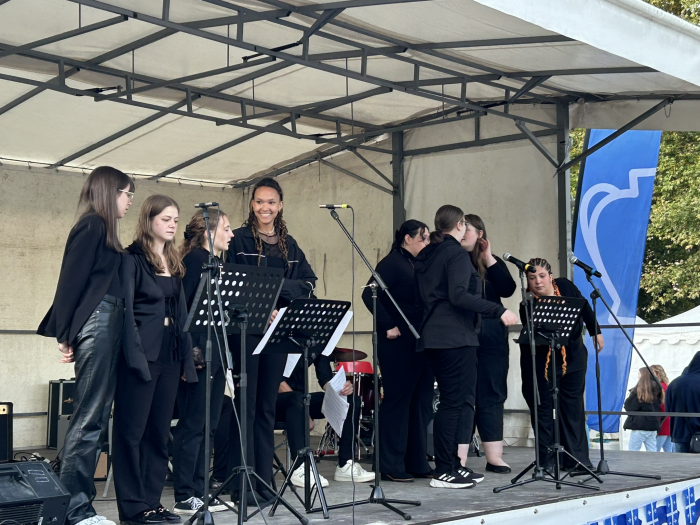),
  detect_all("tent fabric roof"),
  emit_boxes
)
[635,306,700,345]
[1,0,699,184]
